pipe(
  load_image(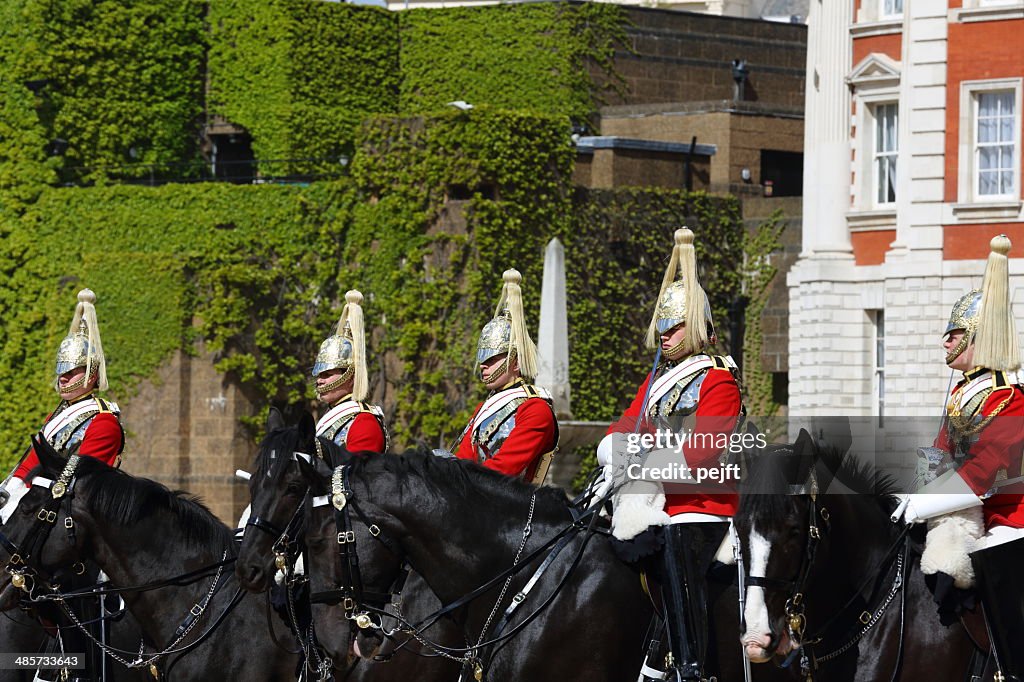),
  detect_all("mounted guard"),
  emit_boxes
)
[0,288,126,682]
[900,234,1024,682]
[450,269,558,483]
[1,288,124,520]
[310,289,388,453]
[597,228,746,682]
